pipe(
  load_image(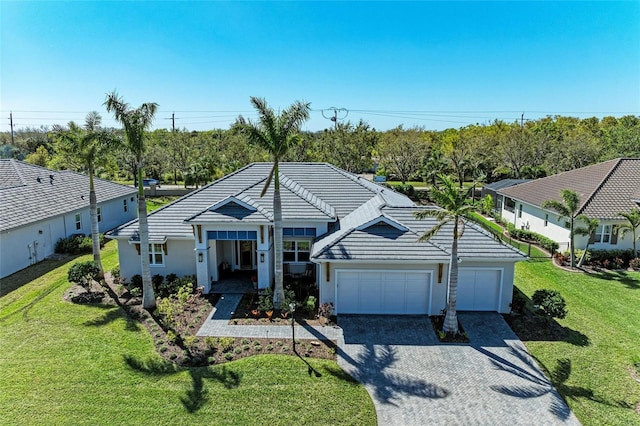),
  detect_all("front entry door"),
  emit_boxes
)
[240,240,255,270]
